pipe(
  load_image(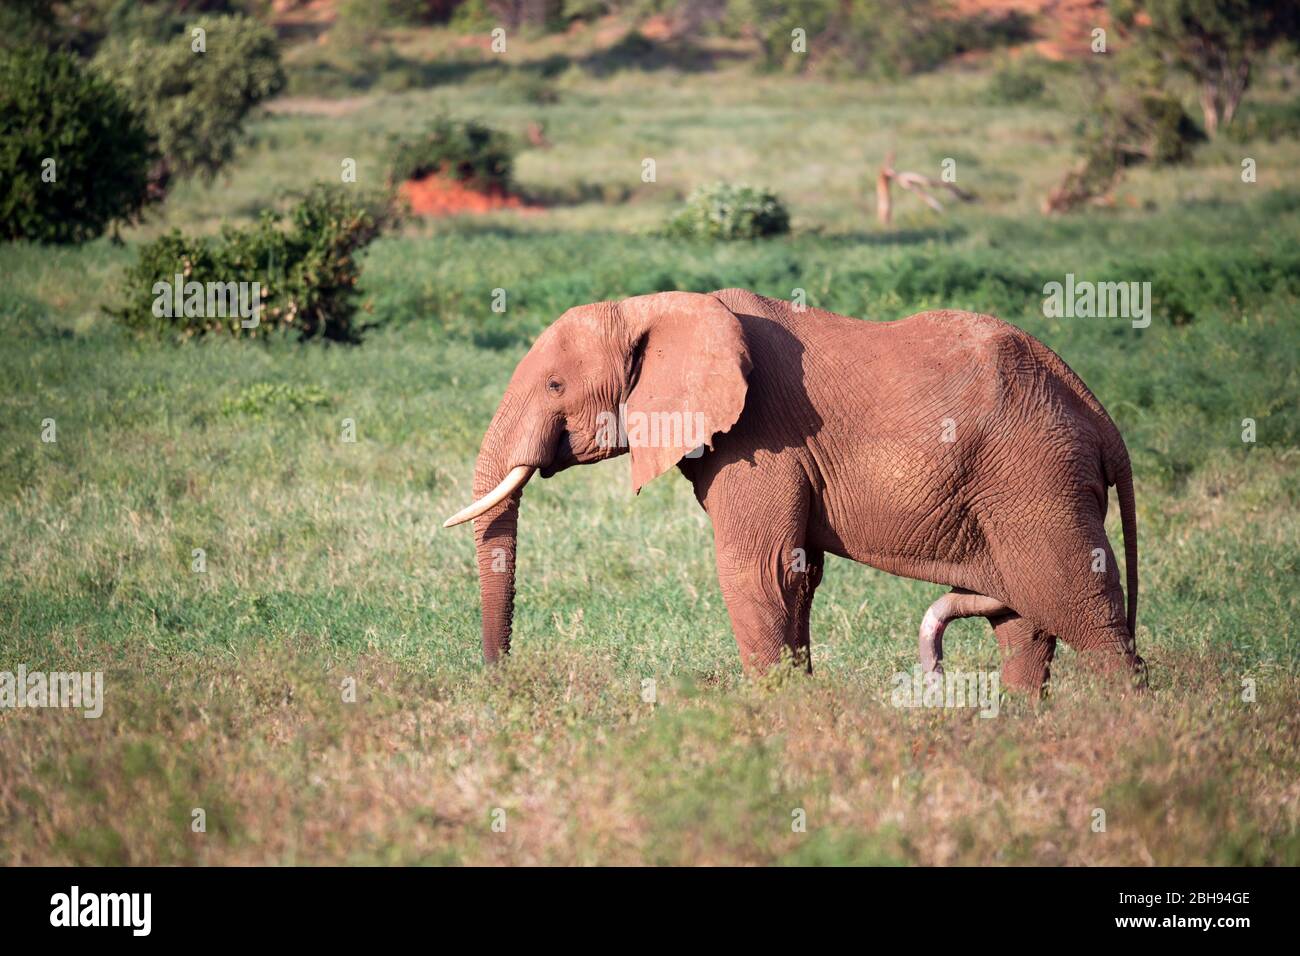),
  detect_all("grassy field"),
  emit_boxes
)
[1,23,1298,865]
